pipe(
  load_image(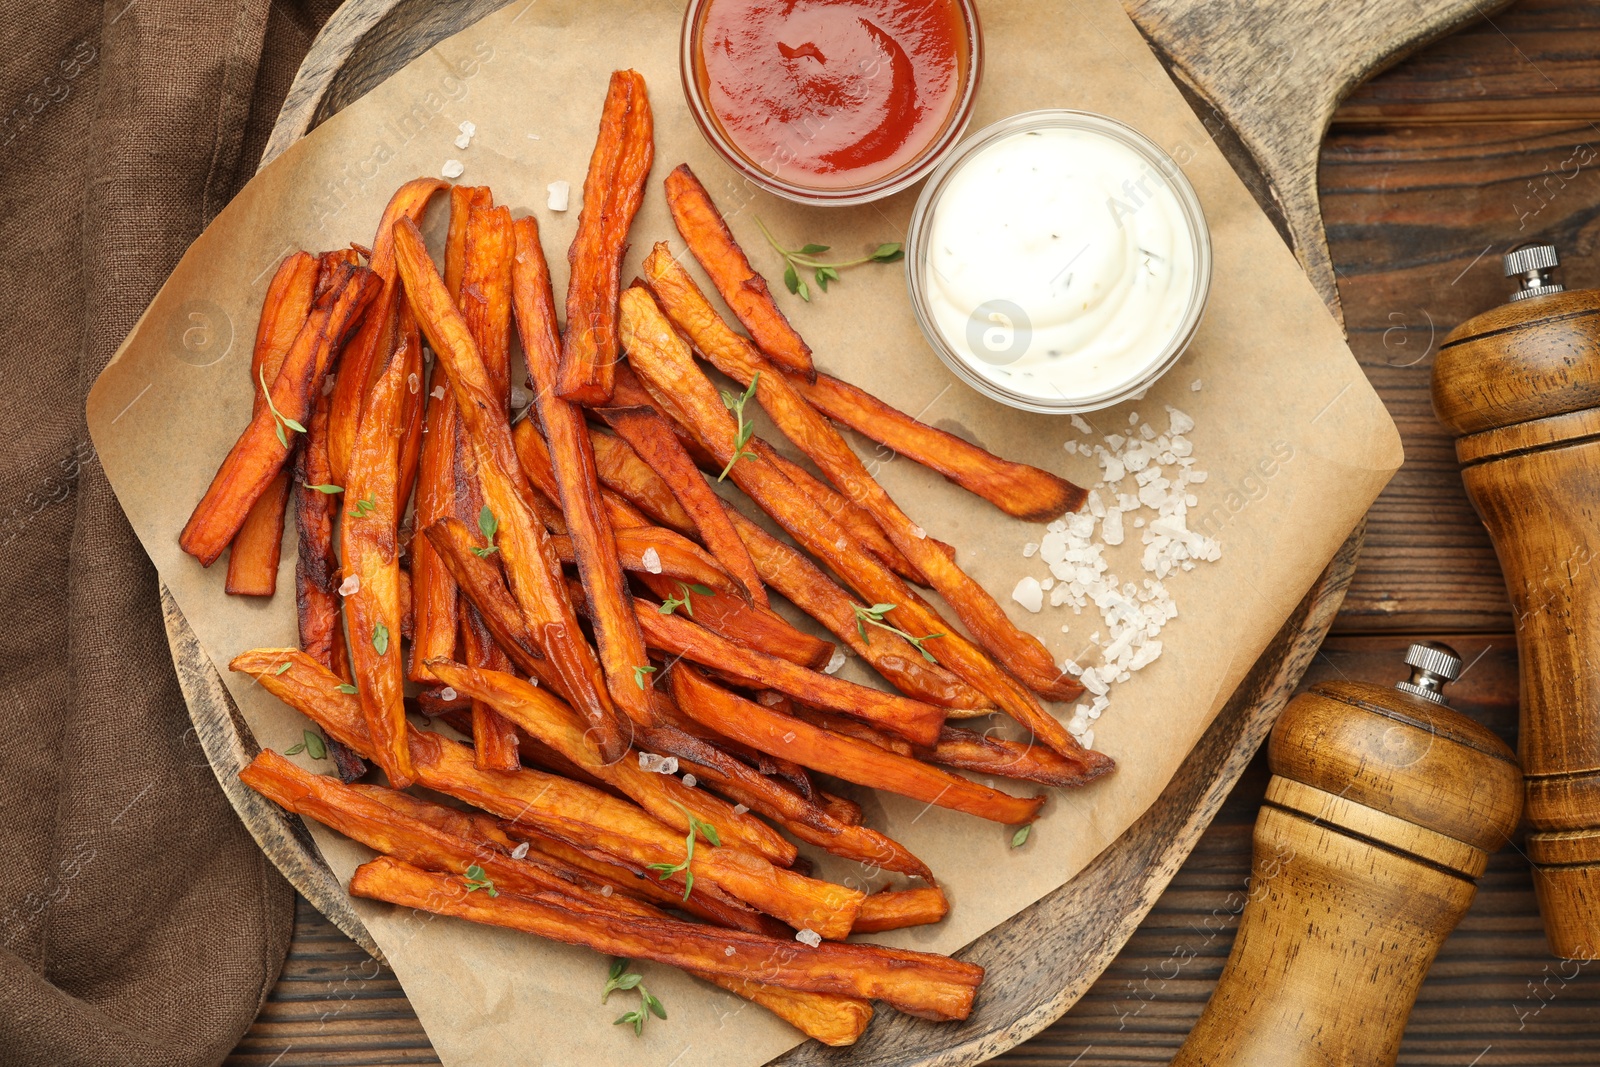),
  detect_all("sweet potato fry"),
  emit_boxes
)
[428,660,795,866]
[293,394,345,675]
[598,405,767,607]
[636,573,832,670]
[620,286,1105,760]
[852,886,949,934]
[411,188,493,680]
[671,665,1043,825]
[226,251,319,596]
[248,754,869,1044]
[328,177,446,486]
[513,215,659,729]
[234,649,865,937]
[393,303,427,518]
[789,371,1086,521]
[588,427,695,535]
[556,70,653,404]
[638,722,933,881]
[663,164,814,379]
[393,217,631,763]
[459,608,522,773]
[340,323,413,788]
[350,857,979,1020]
[180,262,381,566]
[644,255,1080,703]
[607,583,945,748]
